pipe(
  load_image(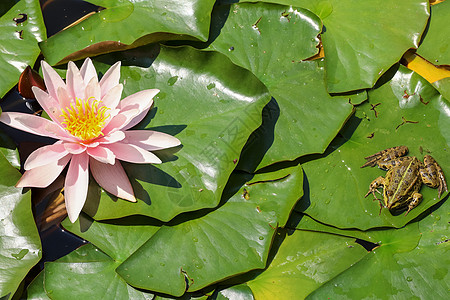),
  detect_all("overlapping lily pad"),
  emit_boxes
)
[39,0,216,65]
[245,229,367,299]
[300,66,450,229]
[57,165,302,297]
[31,244,155,299]
[116,165,301,296]
[27,166,302,298]
[305,199,449,298]
[78,45,270,222]
[0,132,41,299]
[240,0,429,93]
[417,0,450,66]
[205,2,365,169]
[0,0,46,97]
